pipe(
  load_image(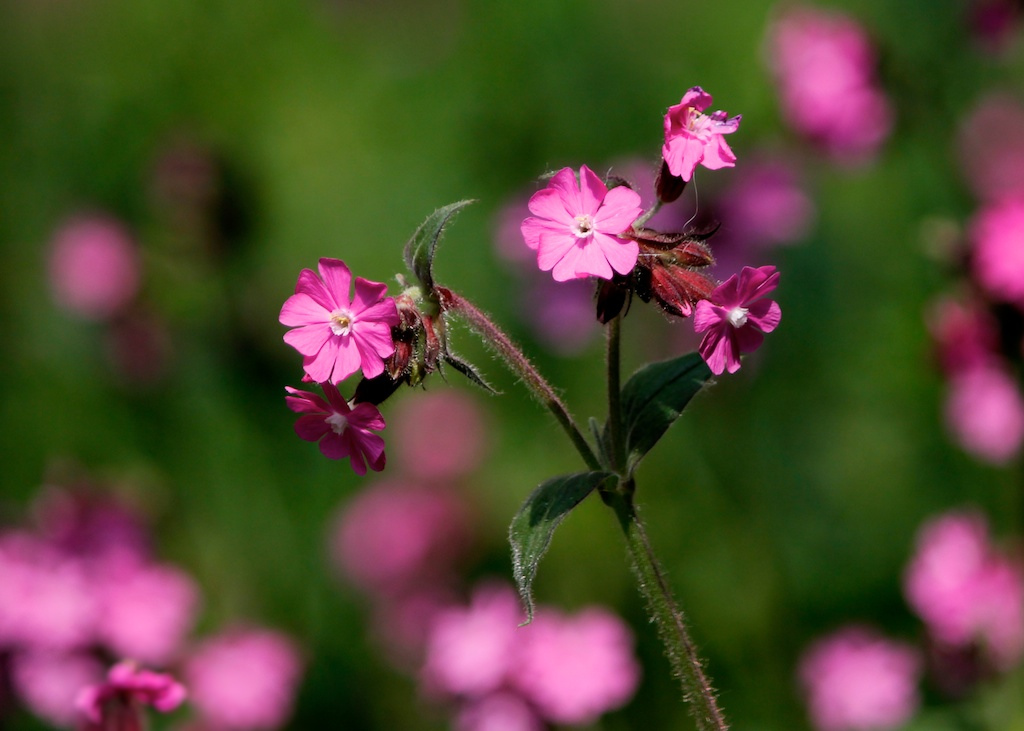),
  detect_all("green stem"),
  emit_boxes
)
[605,489,729,731]
[606,314,625,472]
[439,288,601,471]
